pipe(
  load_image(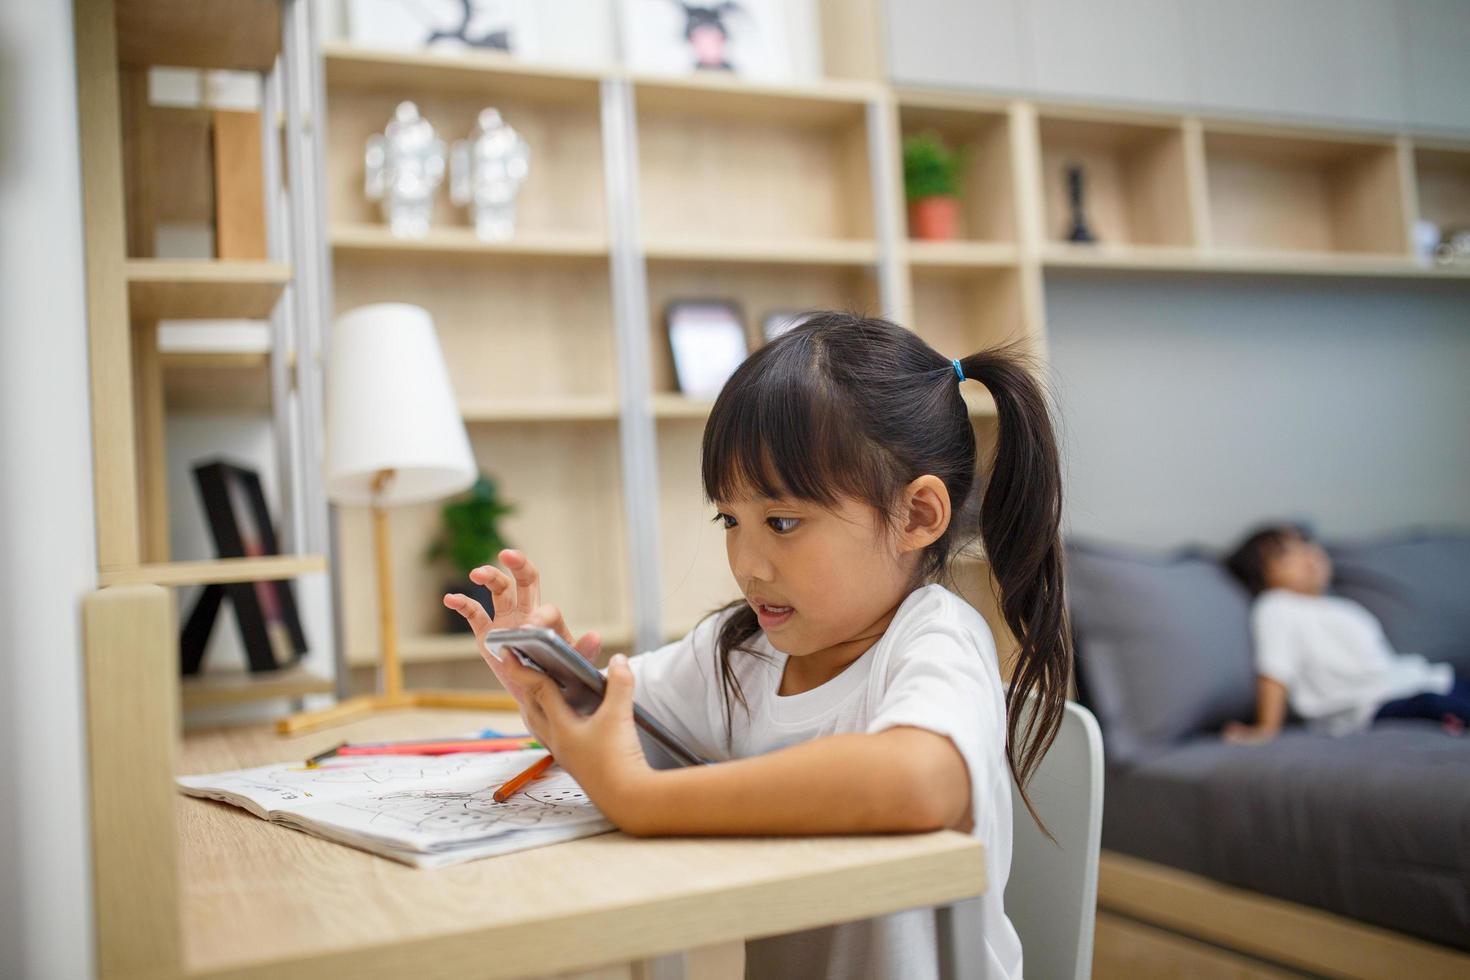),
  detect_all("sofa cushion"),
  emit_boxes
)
[1328,530,1470,675]
[1102,723,1470,952]
[1067,541,1257,763]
